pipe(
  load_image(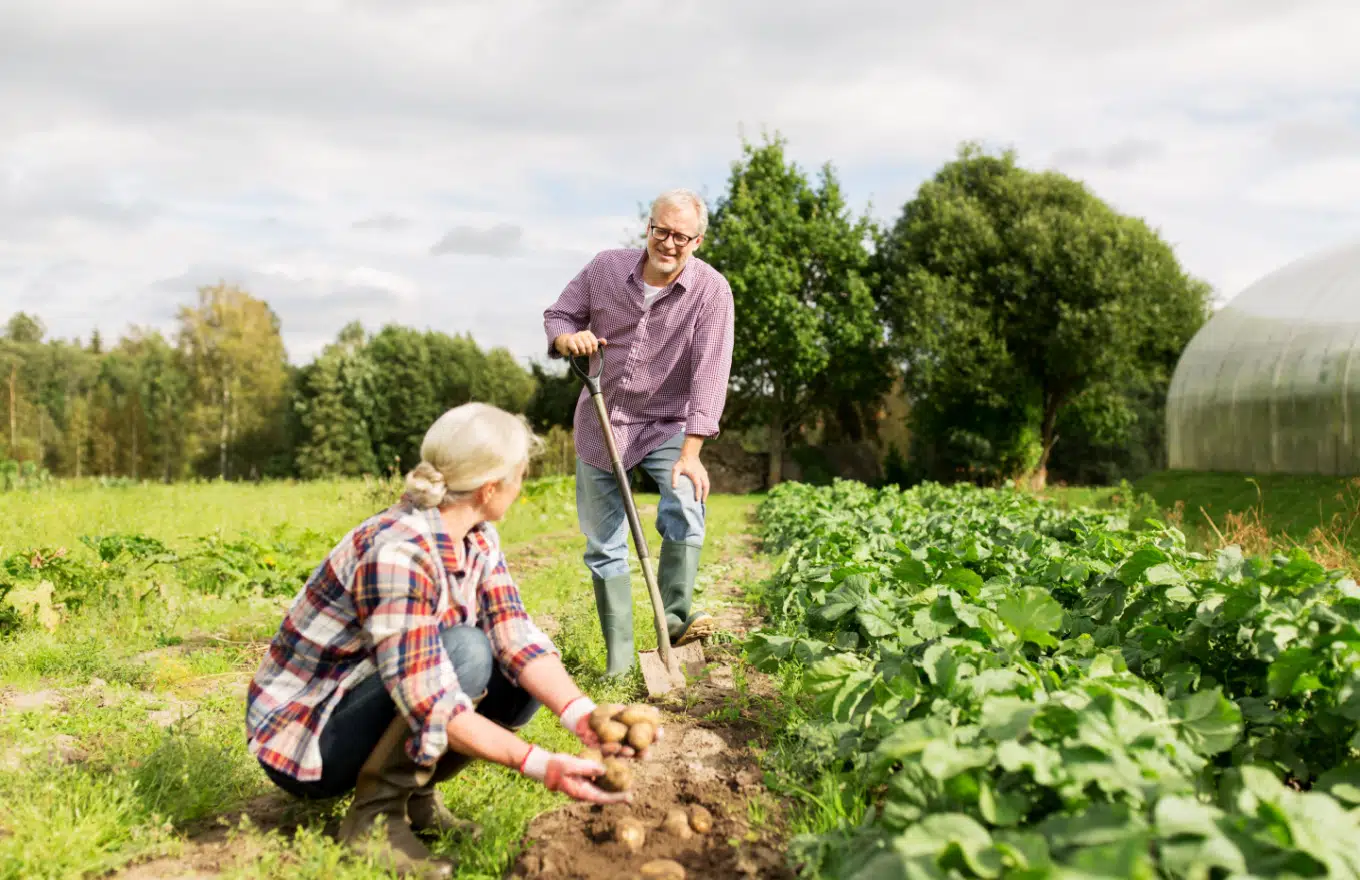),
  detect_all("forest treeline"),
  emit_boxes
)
[1,138,1214,489]
[0,291,579,484]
